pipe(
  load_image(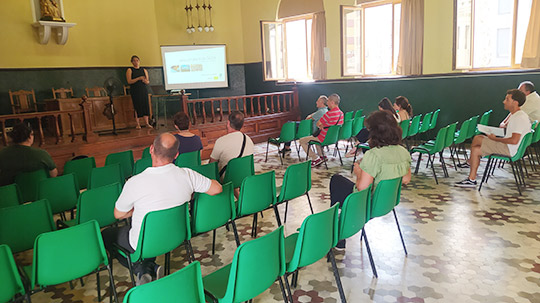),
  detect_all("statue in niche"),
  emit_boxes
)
[39,0,65,22]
